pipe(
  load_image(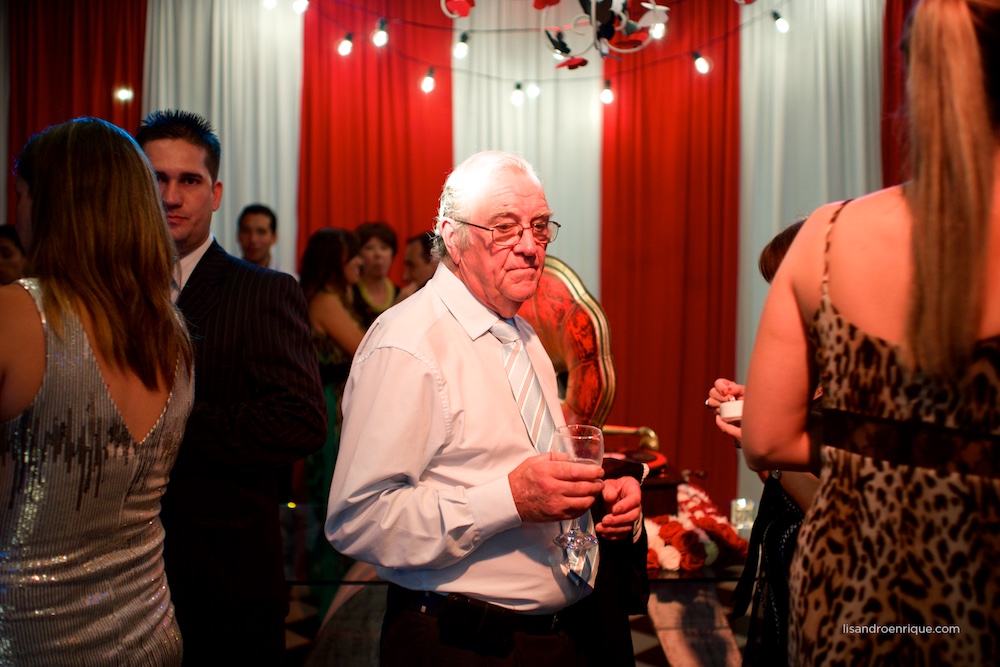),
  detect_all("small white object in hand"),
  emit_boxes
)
[719,399,743,423]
